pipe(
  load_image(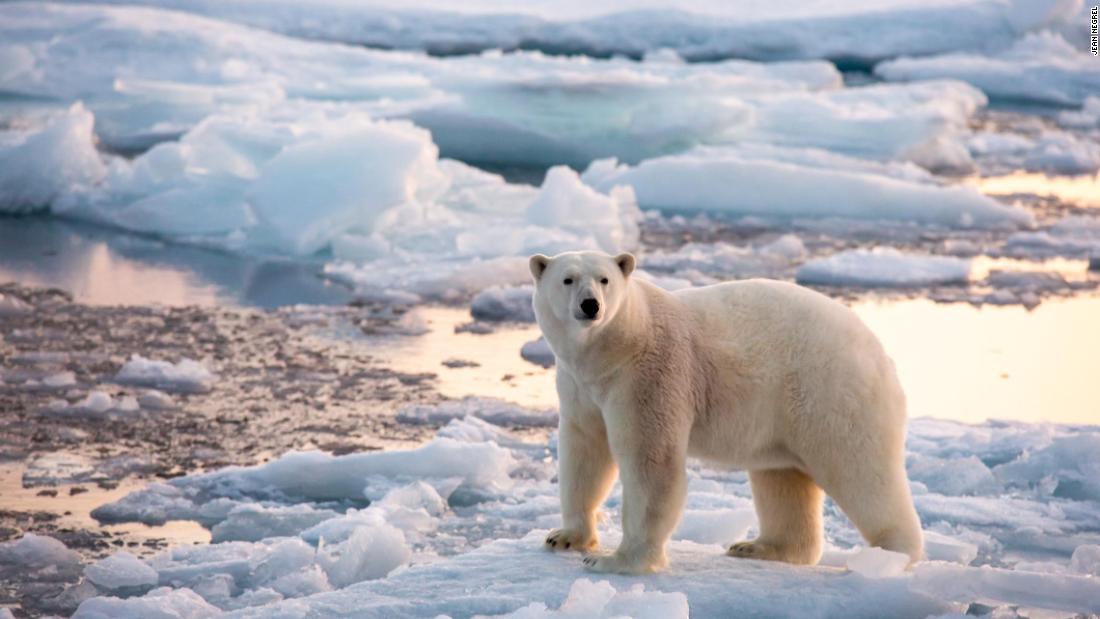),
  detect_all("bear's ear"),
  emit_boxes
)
[529,254,550,281]
[615,253,636,278]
